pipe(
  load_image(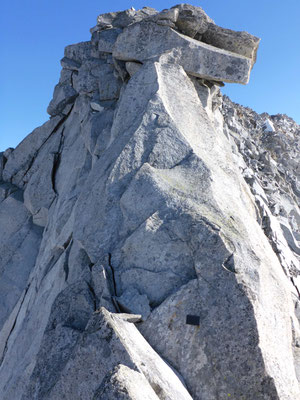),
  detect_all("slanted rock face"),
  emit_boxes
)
[0,4,300,400]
